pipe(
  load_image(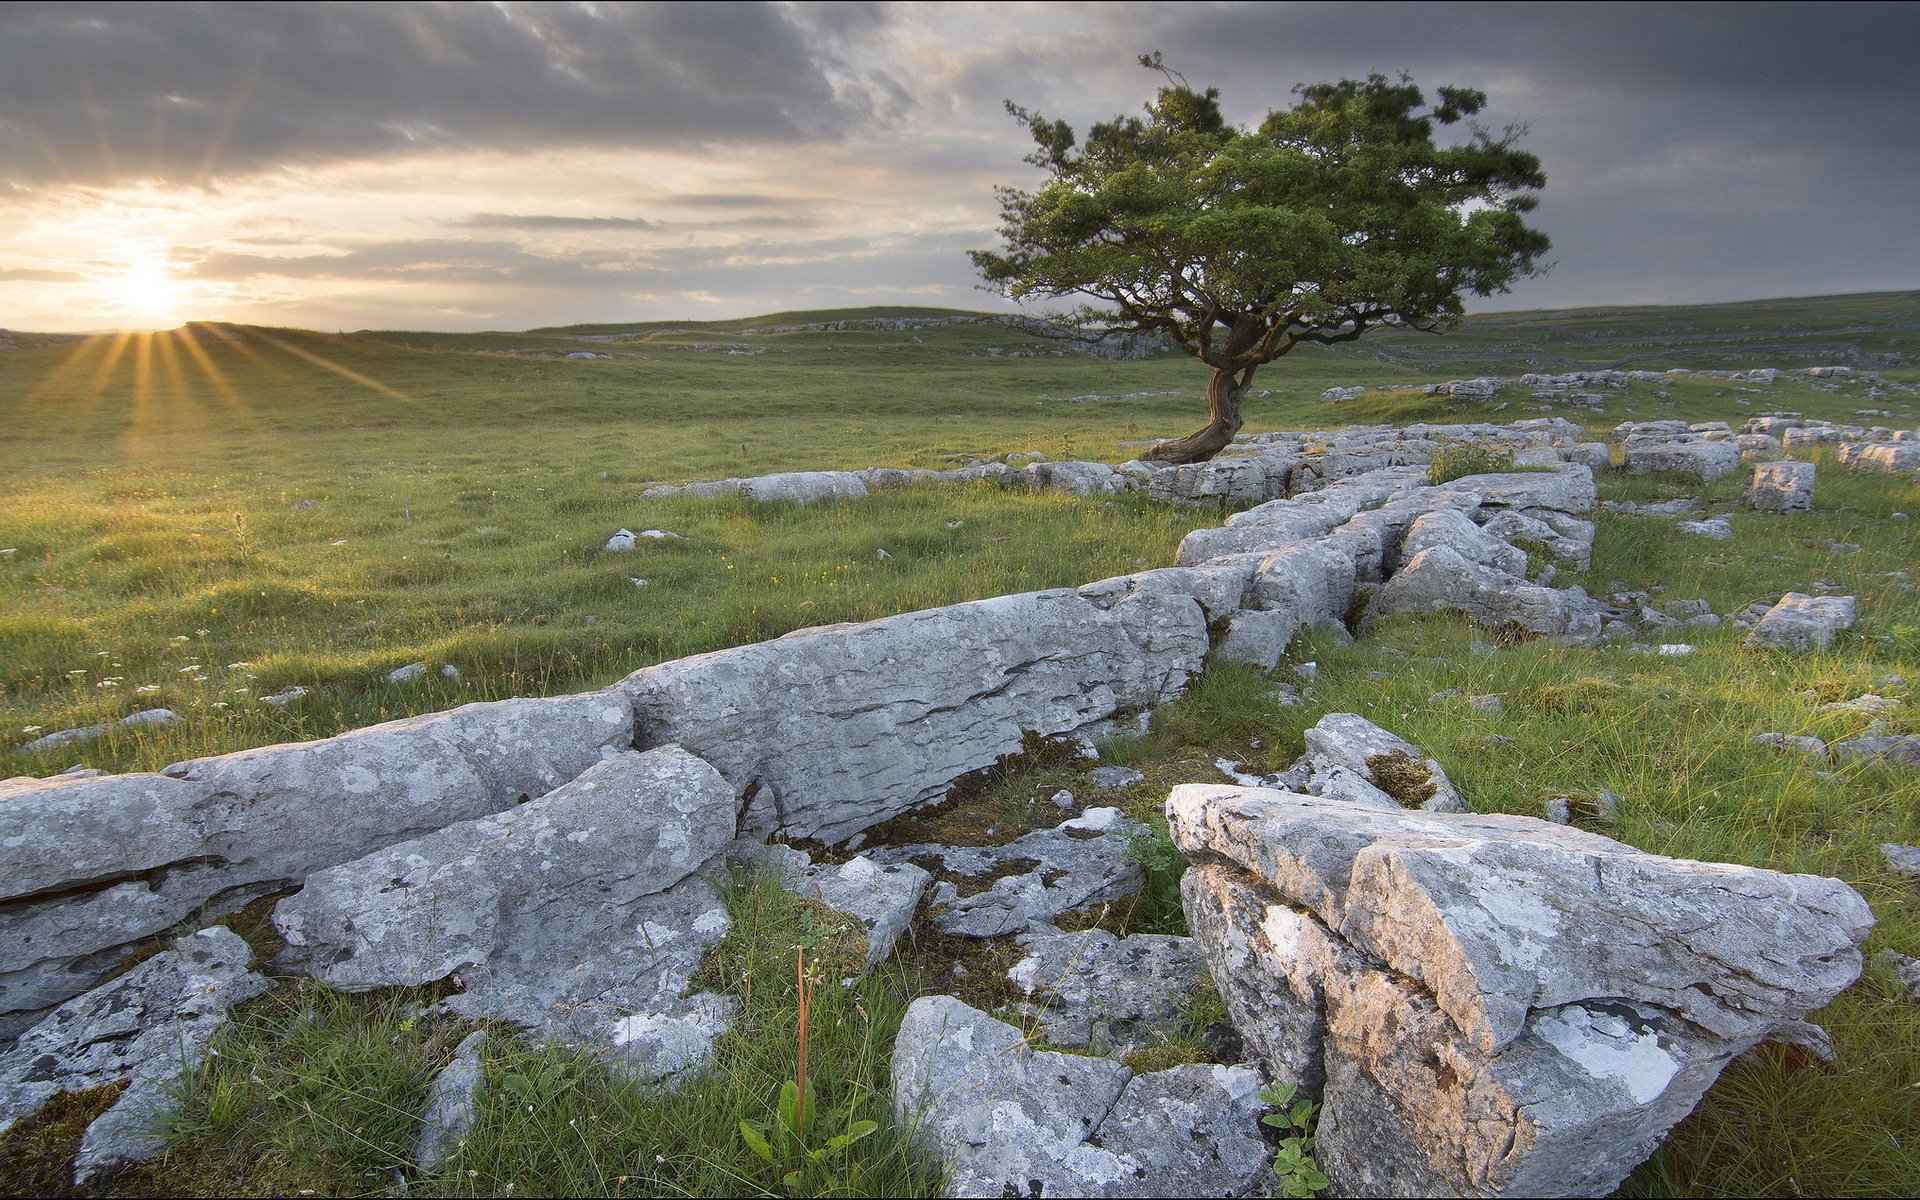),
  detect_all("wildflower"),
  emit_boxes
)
[21,725,42,734]
[209,702,229,710]
[195,628,209,636]
[136,684,160,694]
[179,665,204,673]
[170,635,190,643]
[96,651,109,657]
[97,680,119,689]
[228,661,251,670]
